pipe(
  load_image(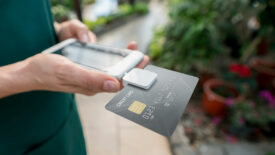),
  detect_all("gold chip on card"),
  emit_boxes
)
[128,101,146,115]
